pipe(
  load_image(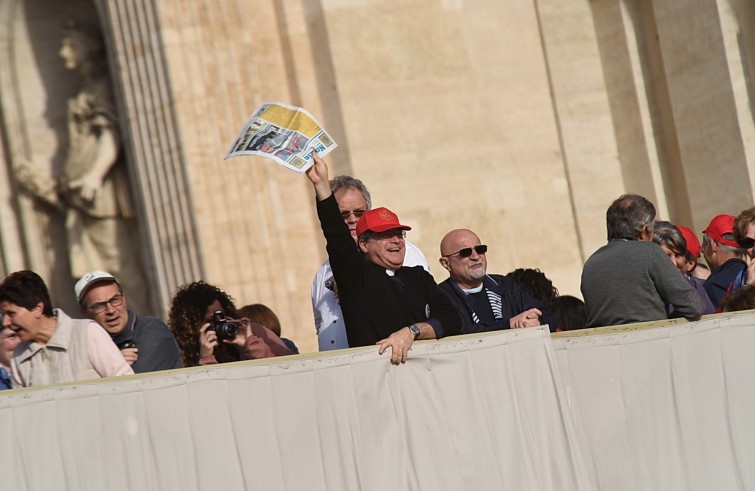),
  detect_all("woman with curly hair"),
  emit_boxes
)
[168,281,293,367]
